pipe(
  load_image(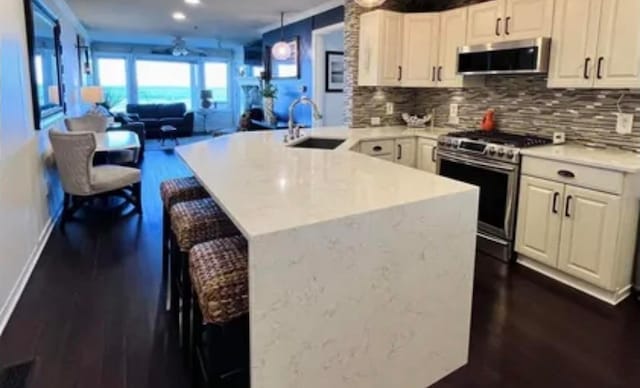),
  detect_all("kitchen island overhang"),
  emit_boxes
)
[176,127,479,388]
